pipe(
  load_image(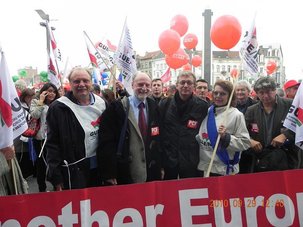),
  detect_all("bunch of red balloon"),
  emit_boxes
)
[158,14,202,70]
[266,60,277,75]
